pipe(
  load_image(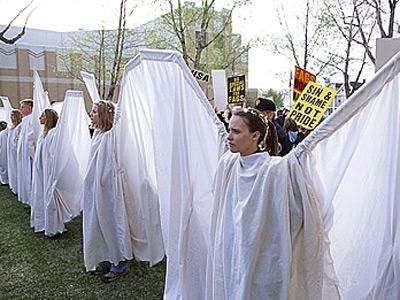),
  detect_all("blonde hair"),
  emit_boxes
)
[10,109,23,127]
[93,100,115,132]
[42,109,58,137]
[19,98,34,108]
